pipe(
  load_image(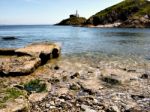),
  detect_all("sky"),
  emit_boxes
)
[0,0,123,25]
